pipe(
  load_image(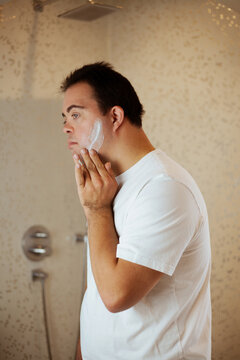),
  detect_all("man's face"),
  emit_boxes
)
[62,82,107,155]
